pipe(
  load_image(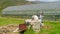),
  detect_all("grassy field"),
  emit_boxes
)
[0,17,24,26]
[0,17,60,34]
[24,21,60,34]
